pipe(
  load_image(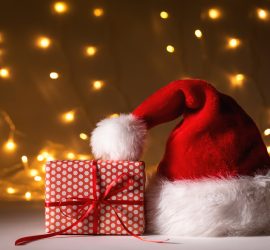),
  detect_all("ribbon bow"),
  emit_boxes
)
[15,160,165,245]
